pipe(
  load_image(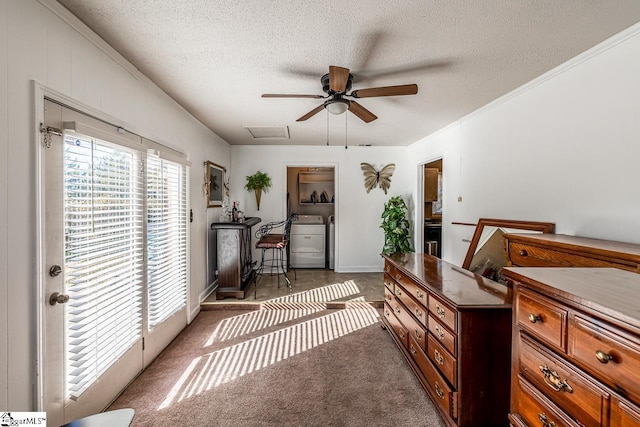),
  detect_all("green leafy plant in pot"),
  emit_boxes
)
[380,196,414,255]
[244,170,272,210]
